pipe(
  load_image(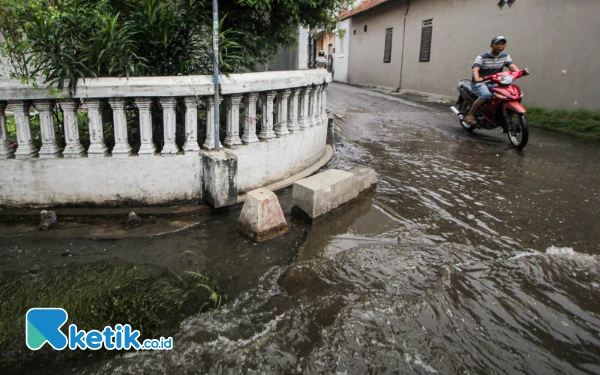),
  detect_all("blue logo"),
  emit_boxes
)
[26,308,69,350]
[26,308,173,351]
